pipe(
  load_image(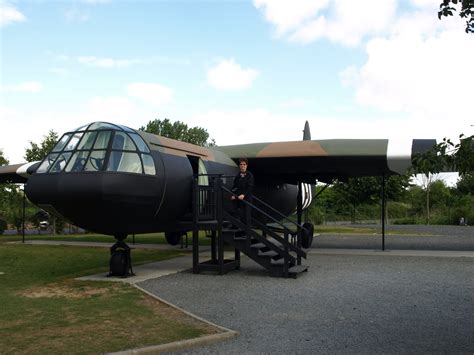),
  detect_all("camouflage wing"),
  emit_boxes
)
[0,162,41,183]
[215,139,436,183]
